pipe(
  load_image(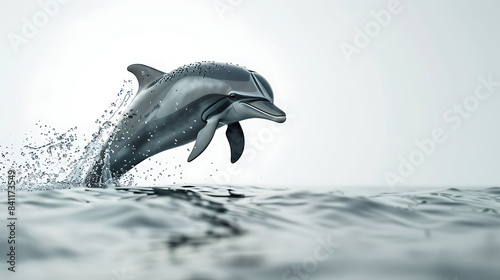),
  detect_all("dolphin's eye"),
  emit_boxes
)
[229,93,236,99]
